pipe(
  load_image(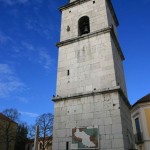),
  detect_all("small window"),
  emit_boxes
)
[32,144,34,150]
[67,70,70,76]
[28,144,30,150]
[135,118,142,142]
[66,141,69,150]
[46,142,51,148]
[78,16,90,36]
[40,143,42,149]
[135,118,141,133]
